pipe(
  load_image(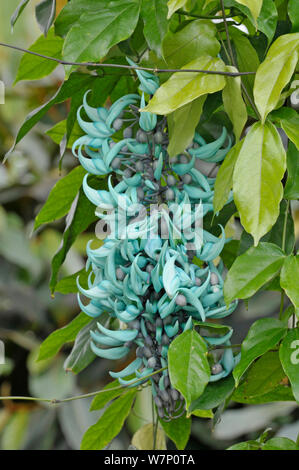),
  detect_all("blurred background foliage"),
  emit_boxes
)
[0,0,299,451]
